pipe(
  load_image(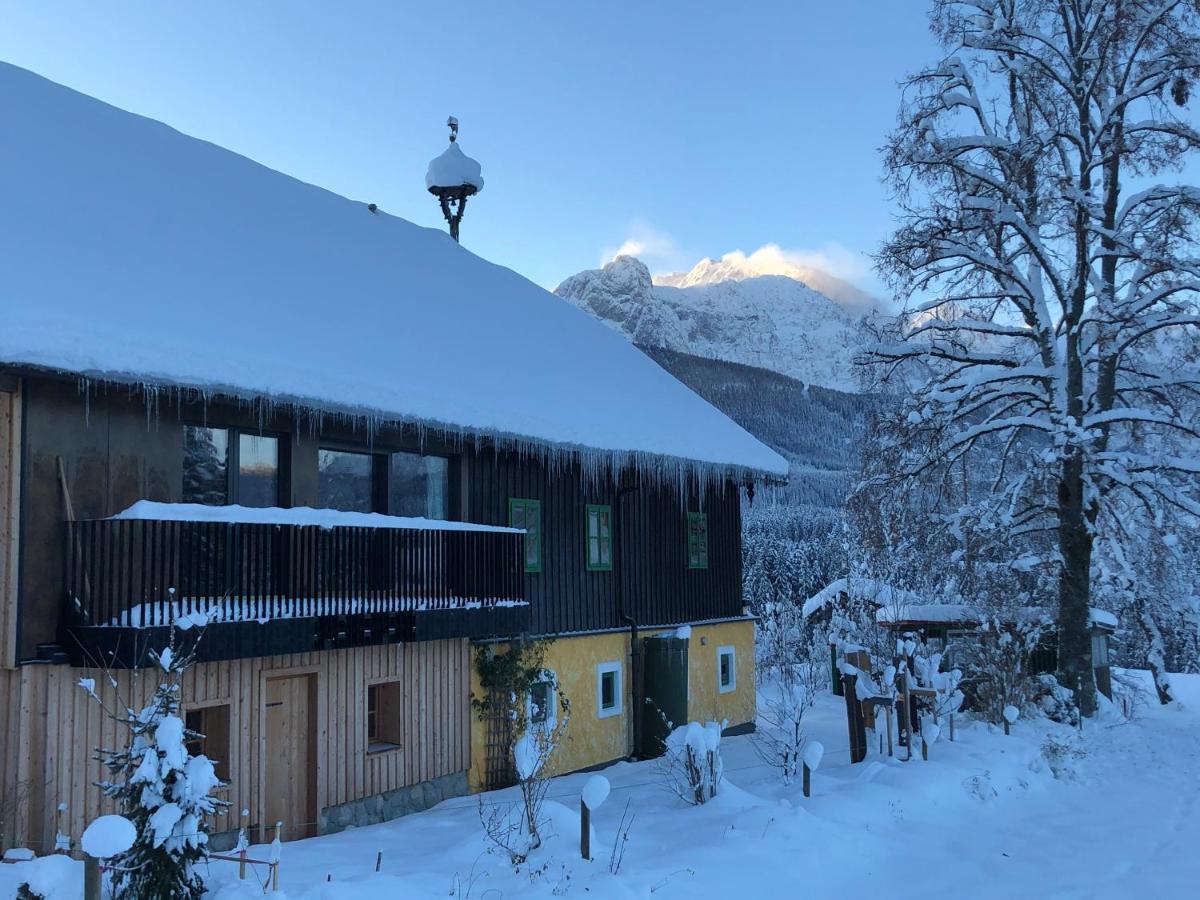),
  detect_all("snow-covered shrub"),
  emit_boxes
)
[1041,735,1086,781]
[663,721,724,805]
[960,614,1048,726]
[81,639,226,899]
[1032,674,1079,727]
[753,611,825,784]
[480,668,571,866]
